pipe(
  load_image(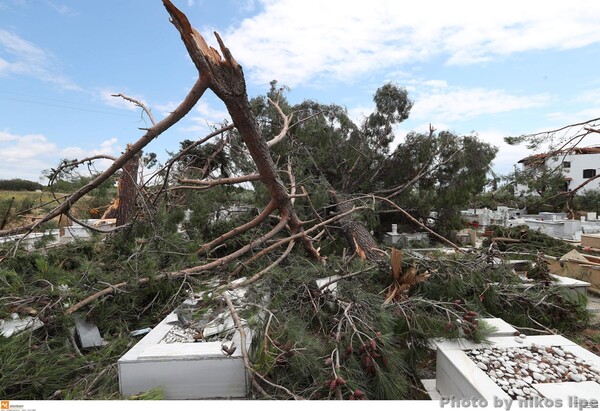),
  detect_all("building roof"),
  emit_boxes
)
[518,146,600,164]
